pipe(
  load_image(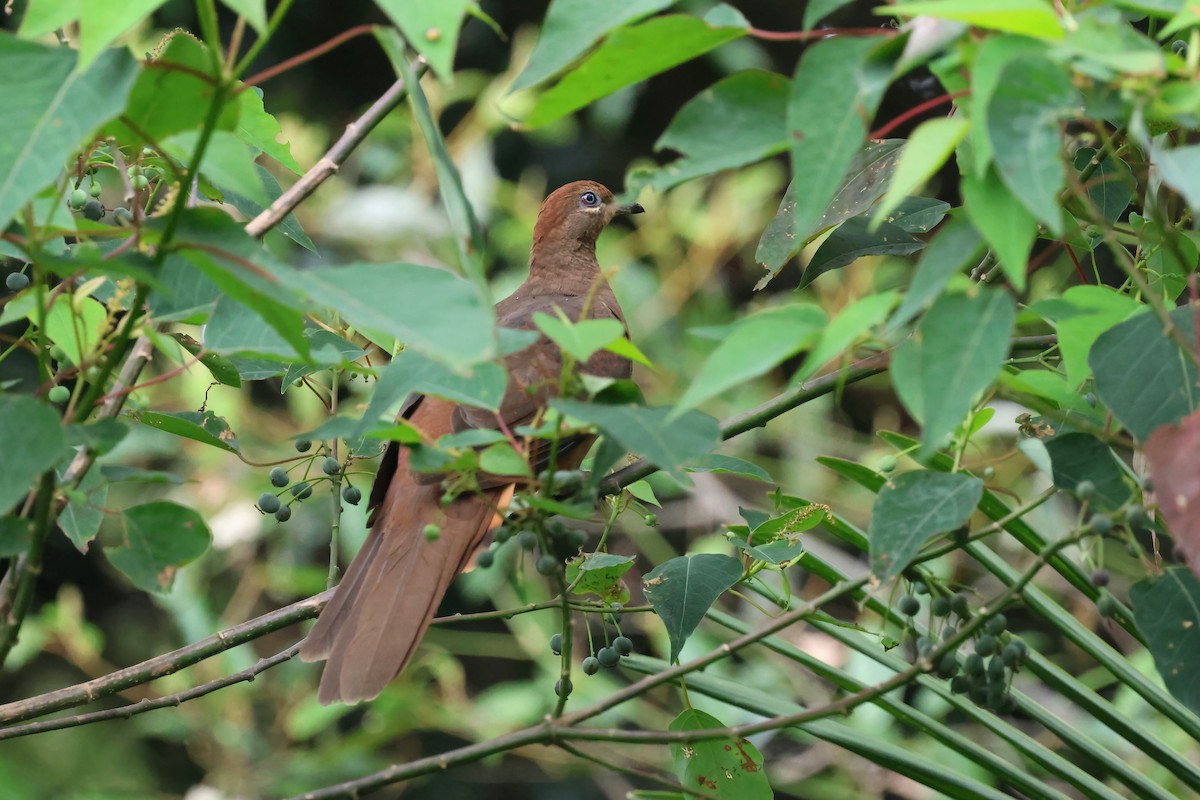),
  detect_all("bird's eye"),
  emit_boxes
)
[580,191,600,208]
